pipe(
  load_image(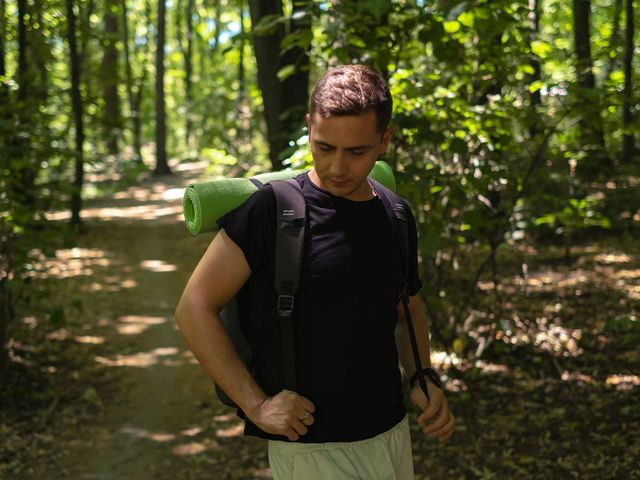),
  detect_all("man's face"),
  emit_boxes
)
[307,110,392,201]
